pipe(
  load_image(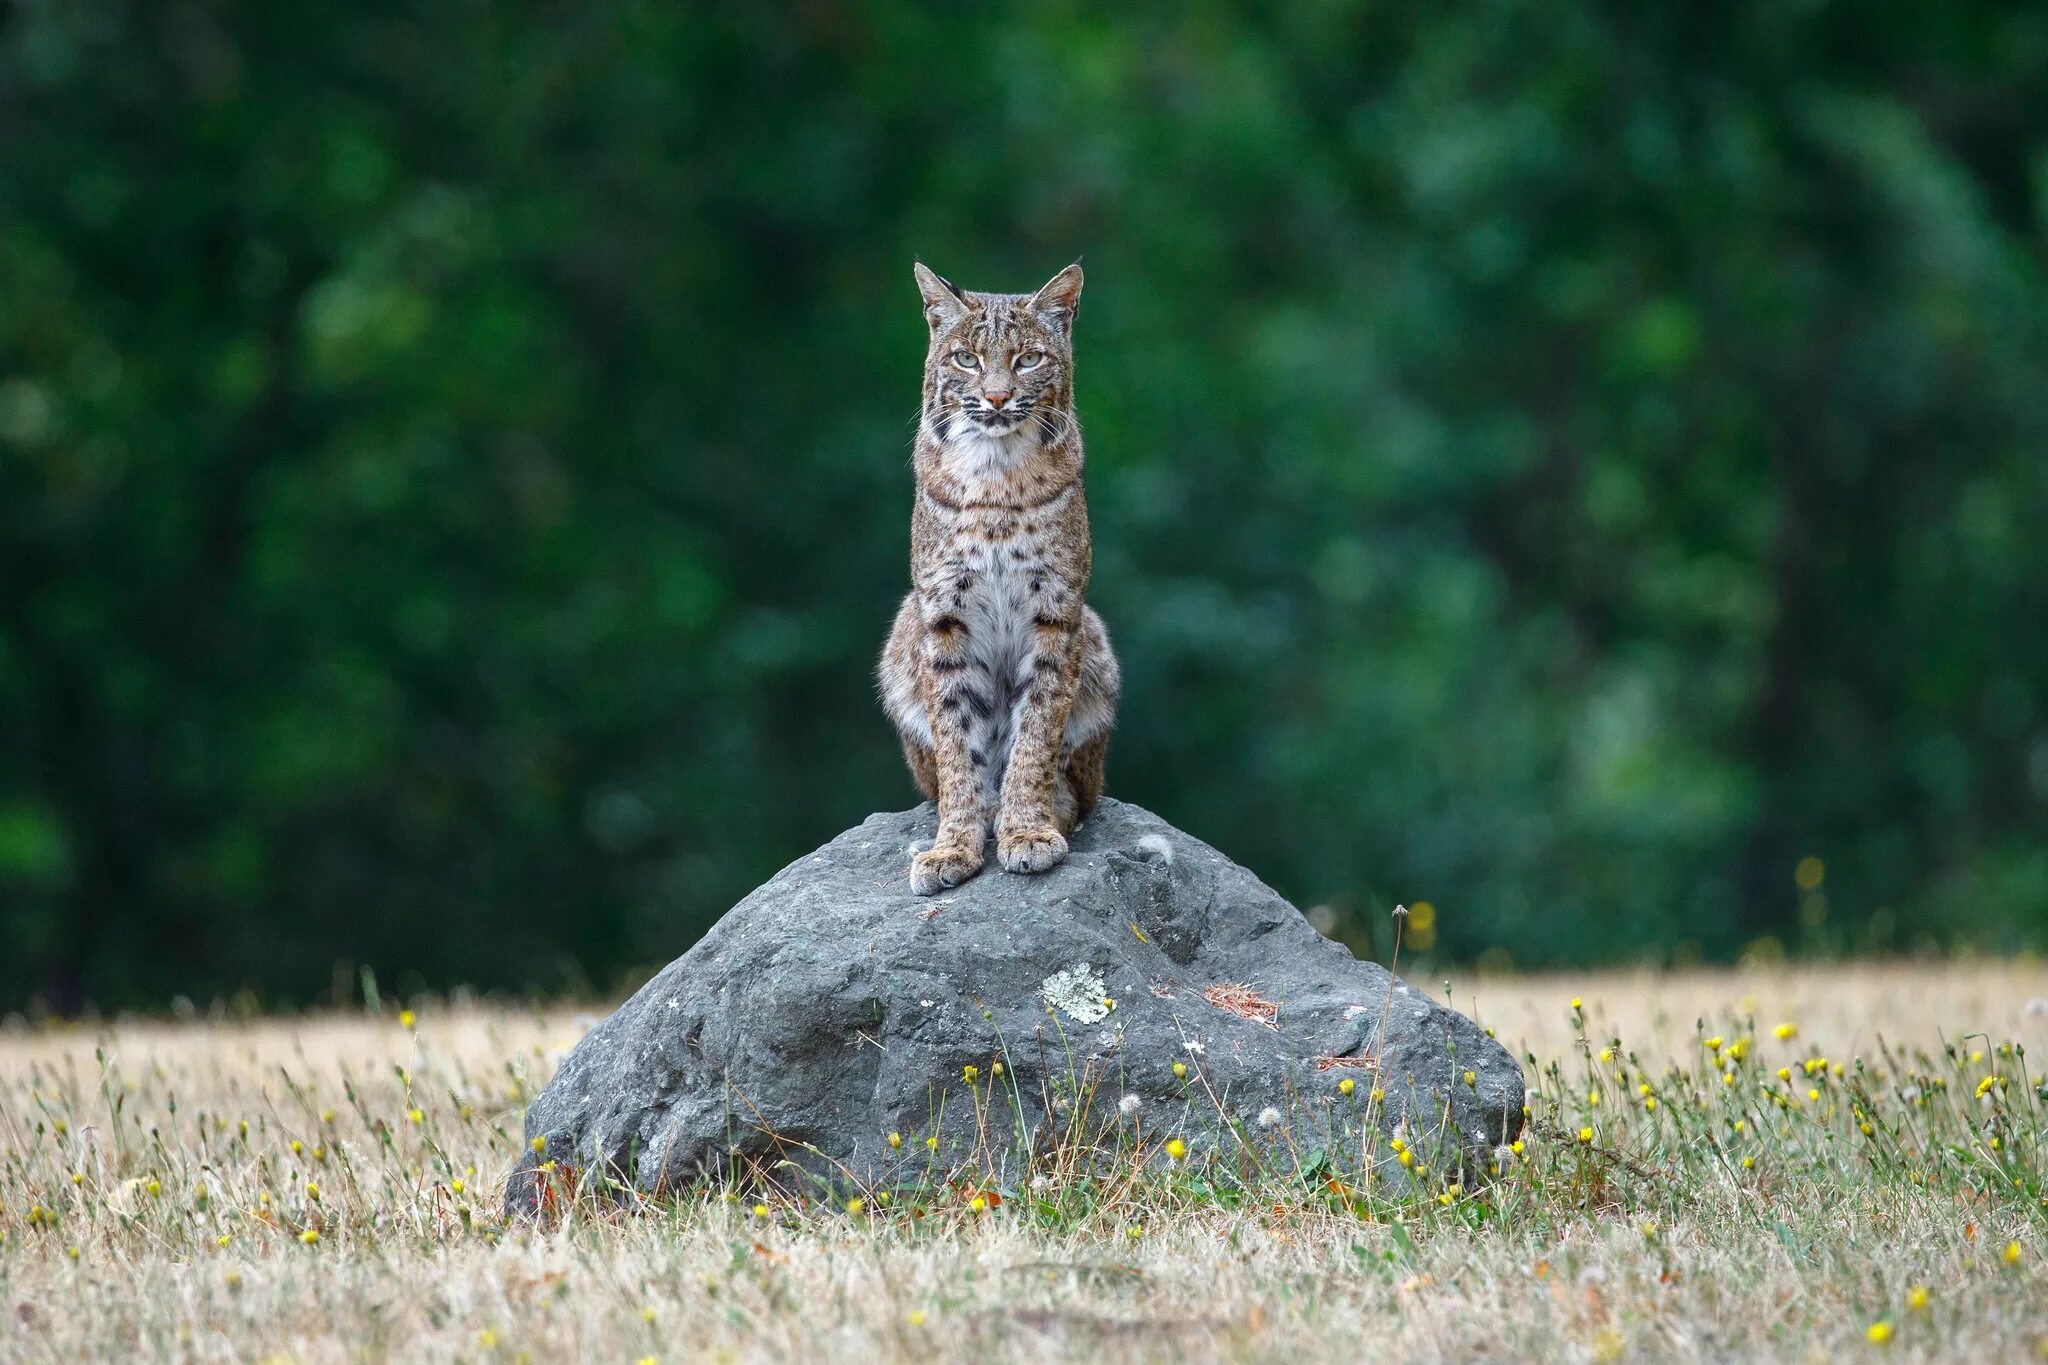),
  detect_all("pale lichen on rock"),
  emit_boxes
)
[1041,963,1112,1022]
